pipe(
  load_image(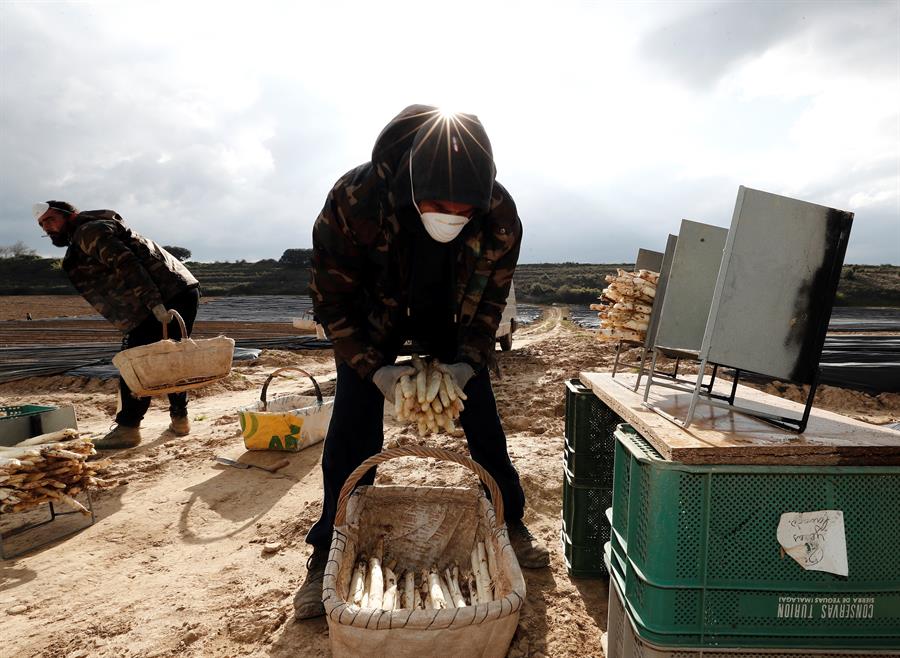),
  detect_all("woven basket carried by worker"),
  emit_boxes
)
[112,310,234,397]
